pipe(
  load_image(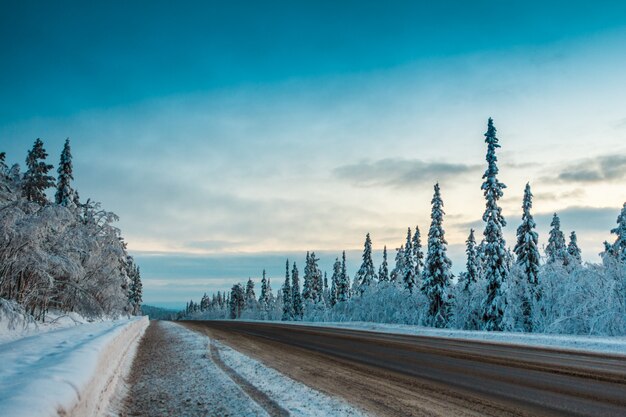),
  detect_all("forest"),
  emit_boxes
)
[0,139,142,321]
[184,119,626,336]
